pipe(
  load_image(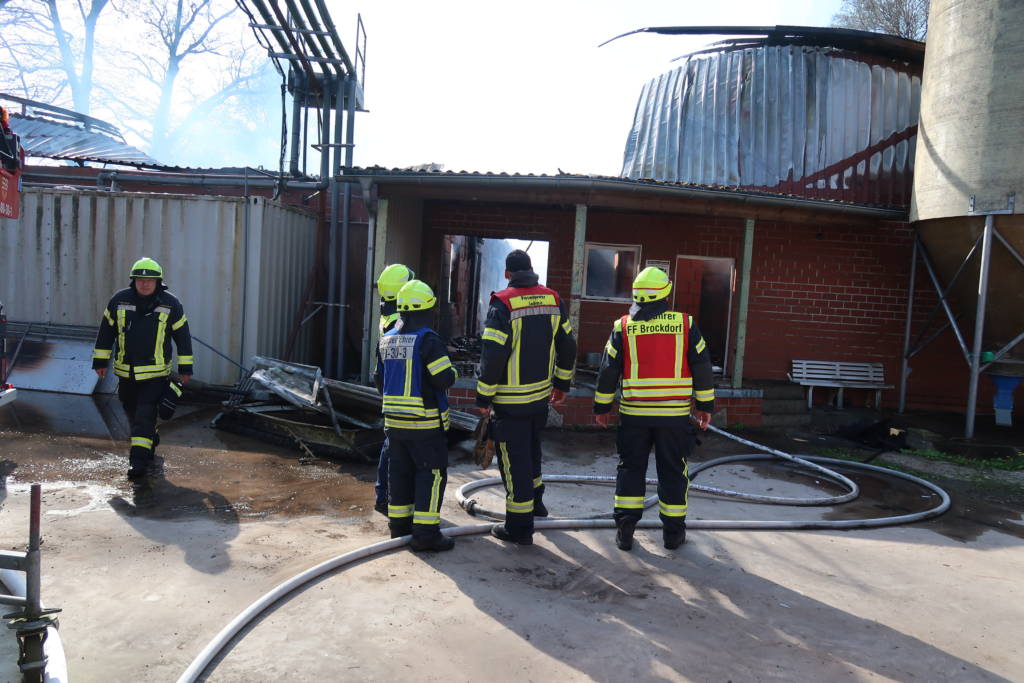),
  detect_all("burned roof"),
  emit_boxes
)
[2,94,160,167]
